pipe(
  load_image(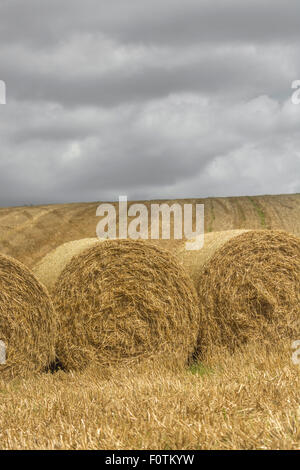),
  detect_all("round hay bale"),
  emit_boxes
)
[33,238,102,291]
[194,230,300,358]
[53,239,200,371]
[177,230,249,283]
[0,254,56,380]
